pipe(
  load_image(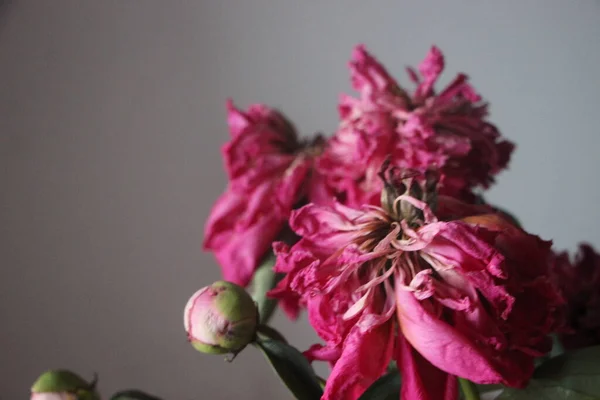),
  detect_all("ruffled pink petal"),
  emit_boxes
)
[397,334,458,400]
[204,100,313,287]
[349,44,403,102]
[395,275,530,387]
[322,316,395,400]
[316,45,515,207]
[204,187,285,286]
[415,45,444,100]
[289,203,362,249]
